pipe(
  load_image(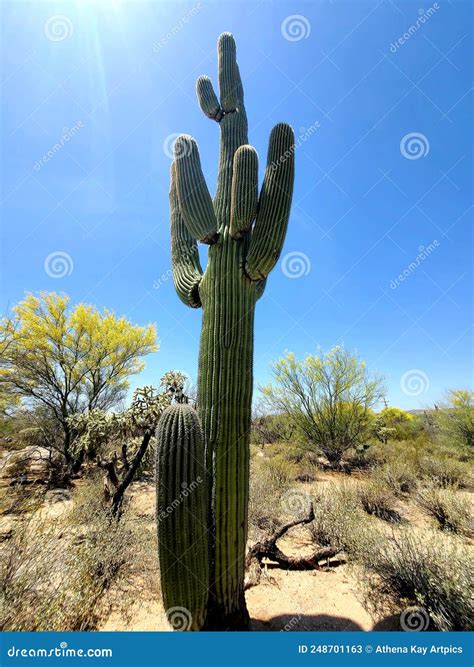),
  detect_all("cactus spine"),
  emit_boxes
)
[158,32,294,630]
